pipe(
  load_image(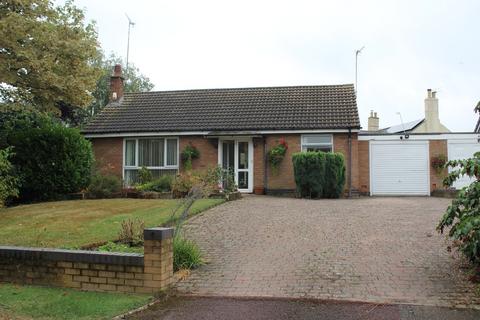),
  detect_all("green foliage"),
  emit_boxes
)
[292,151,345,198]
[137,175,173,192]
[3,114,93,201]
[87,174,122,199]
[88,53,154,117]
[181,144,200,170]
[138,166,153,185]
[172,171,200,197]
[173,235,204,271]
[0,147,20,207]
[118,218,145,246]
[267,138,288,174]
[438,152,480,265]
[0,0,102,114]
